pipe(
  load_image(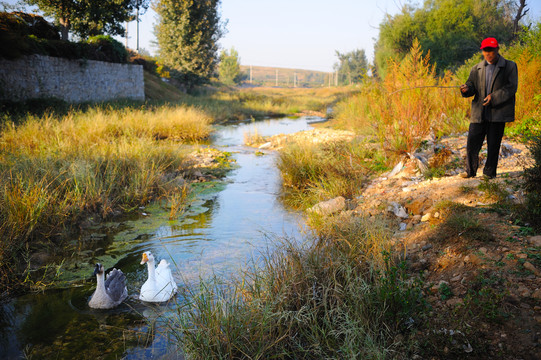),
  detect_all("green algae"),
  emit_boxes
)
[48,180,228,287]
